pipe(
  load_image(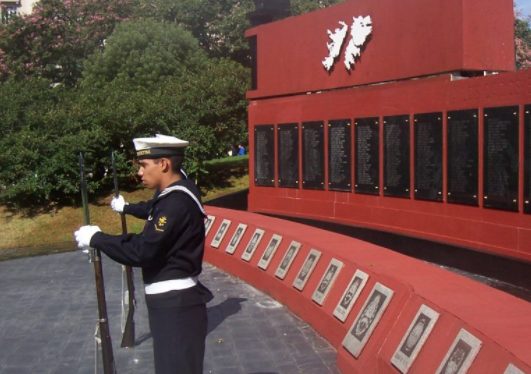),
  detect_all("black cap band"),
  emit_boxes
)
[136,147,185,160]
